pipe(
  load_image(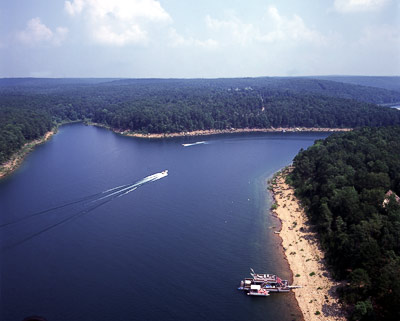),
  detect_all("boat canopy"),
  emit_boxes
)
[251,285,261,290]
